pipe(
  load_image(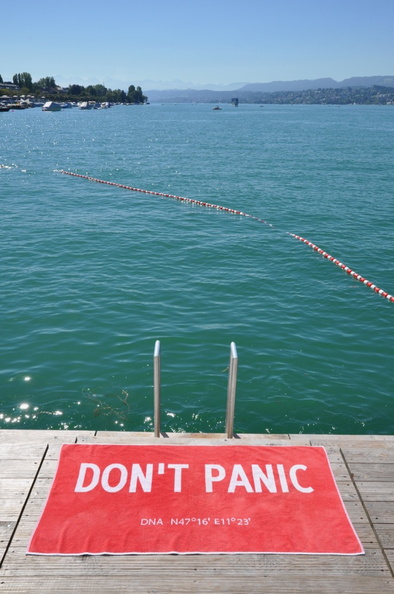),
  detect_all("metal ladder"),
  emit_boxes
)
[153,341,238,438]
